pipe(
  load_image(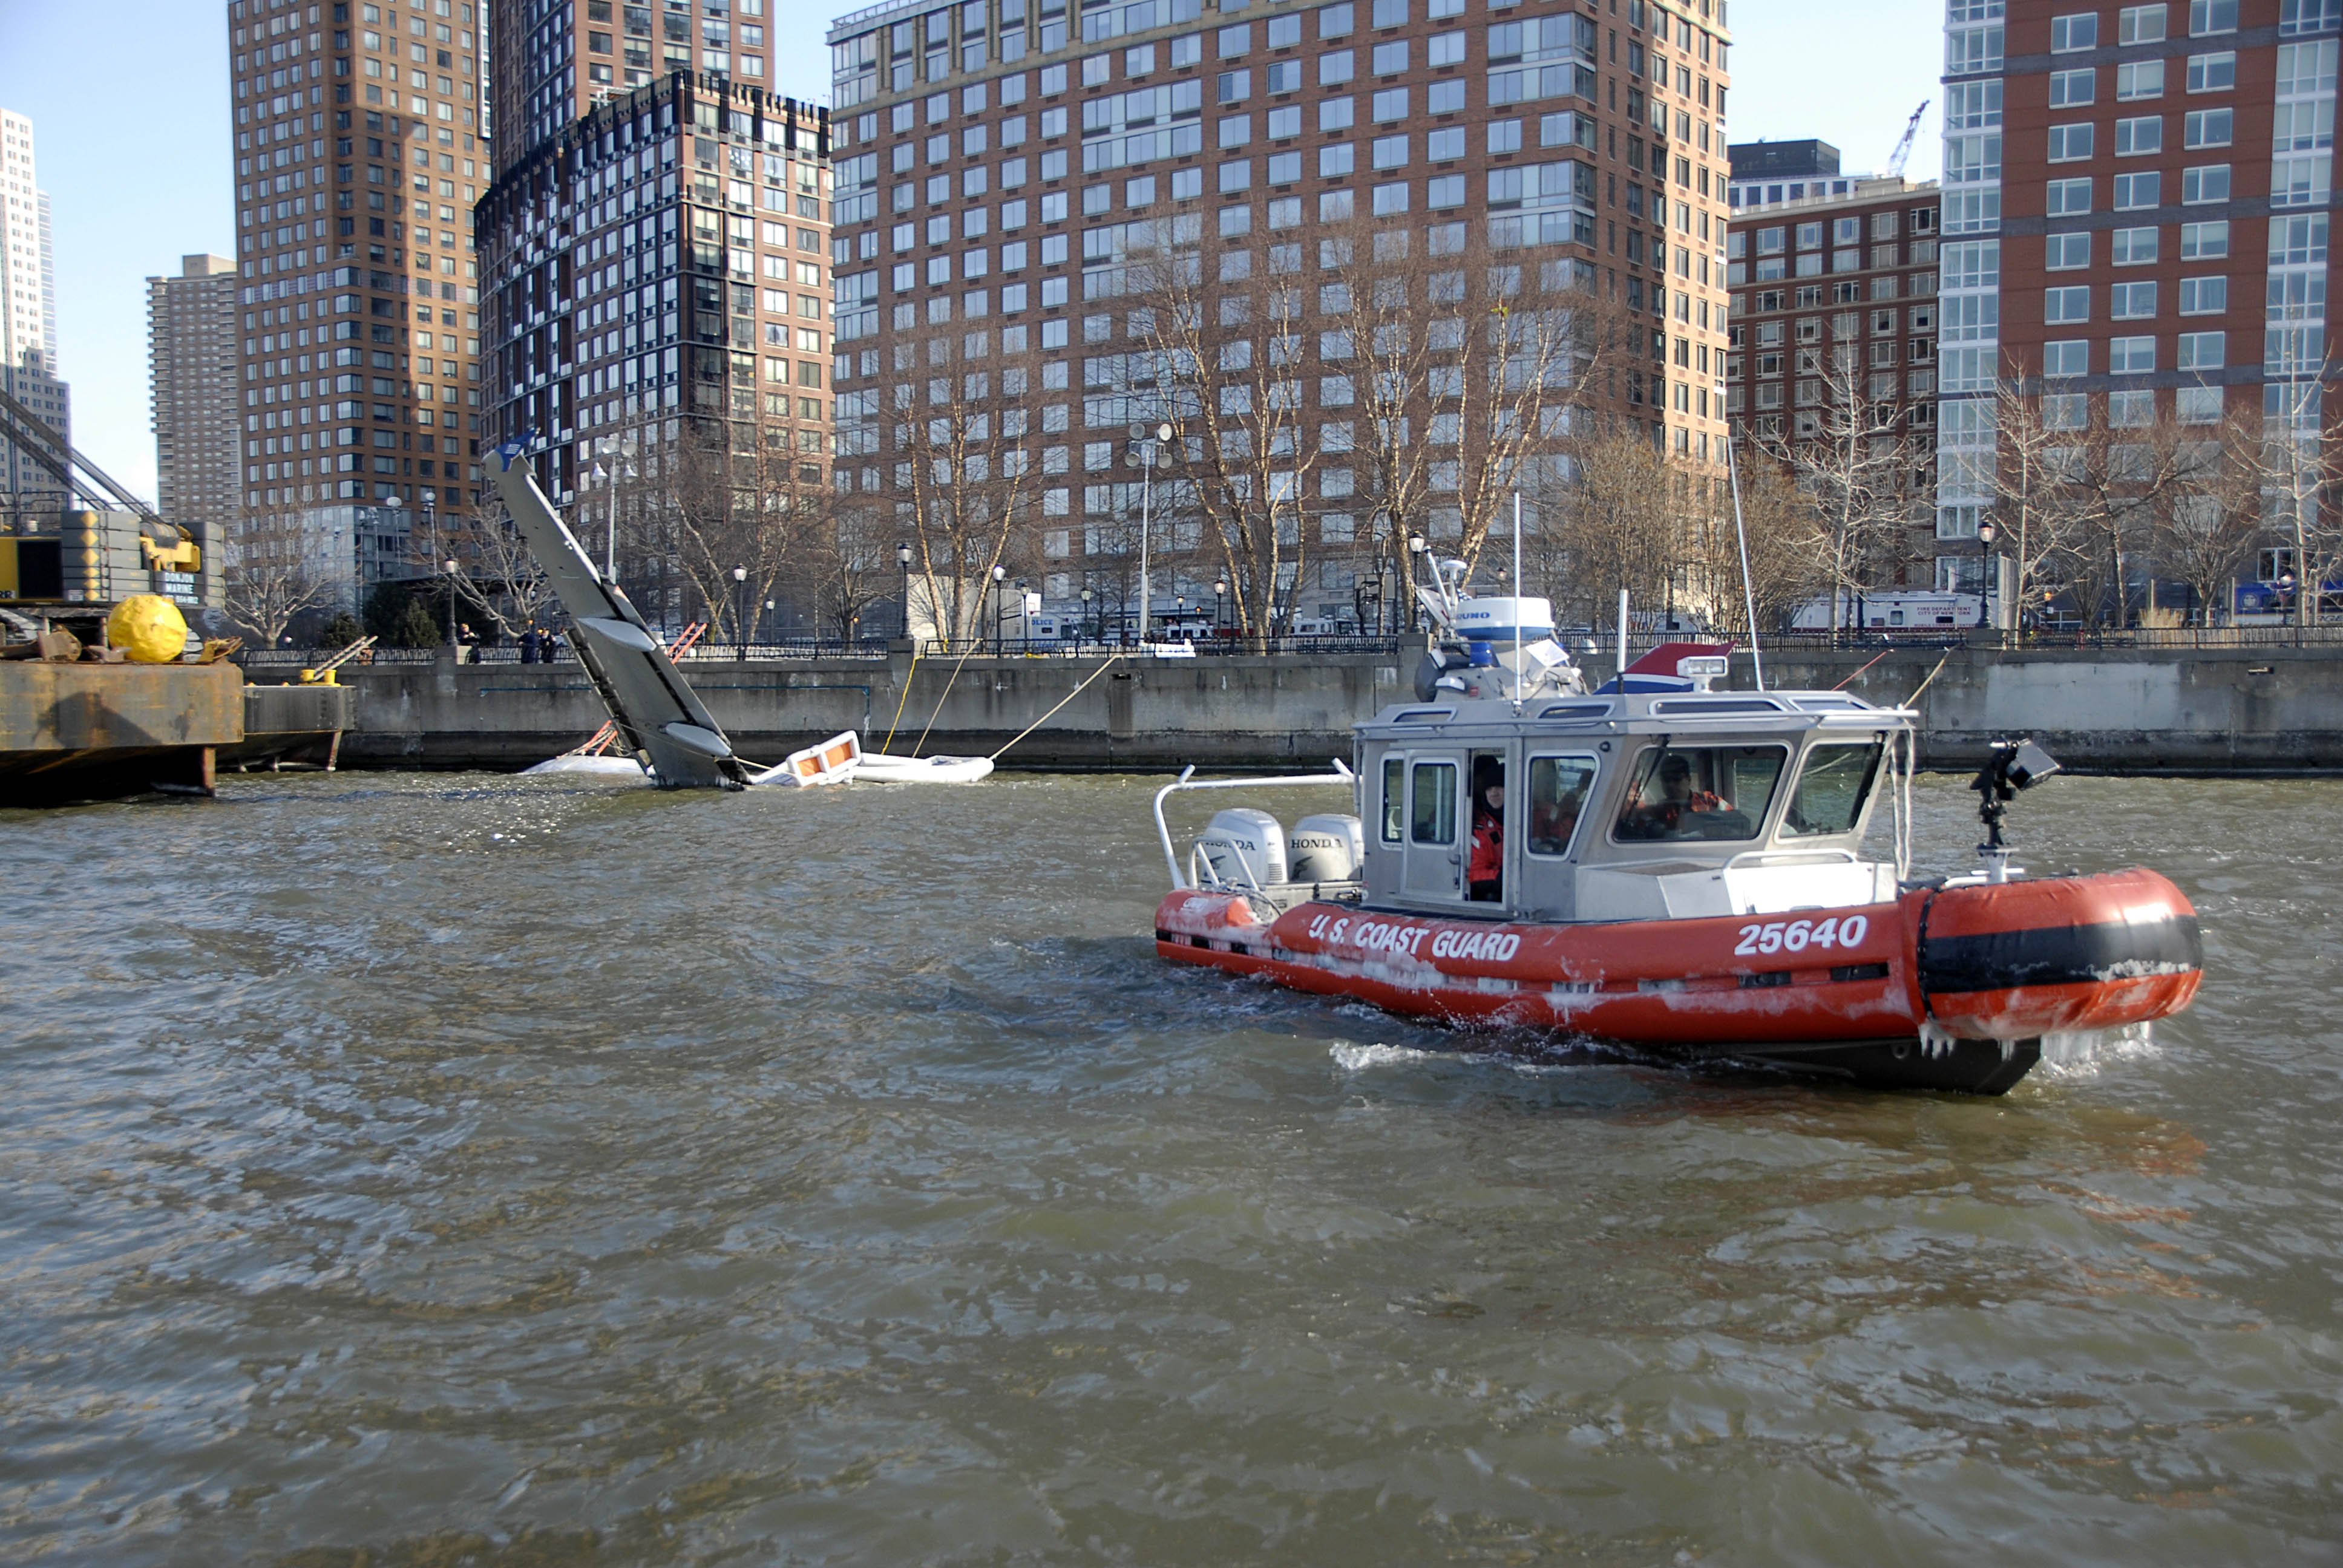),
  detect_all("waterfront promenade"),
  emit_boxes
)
[240,636,2343,774]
